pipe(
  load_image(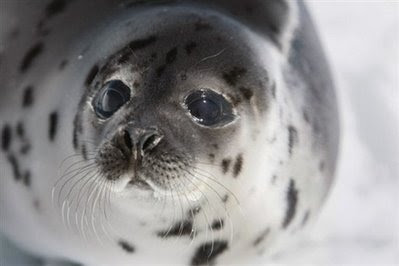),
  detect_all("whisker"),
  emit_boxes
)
[179,173,214,250]
[90,178,106,245]
[57,164,97,207]
[192,166,240,206]
[81,177,98,242]
[185,168,236,244]
[75,170,100,236]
